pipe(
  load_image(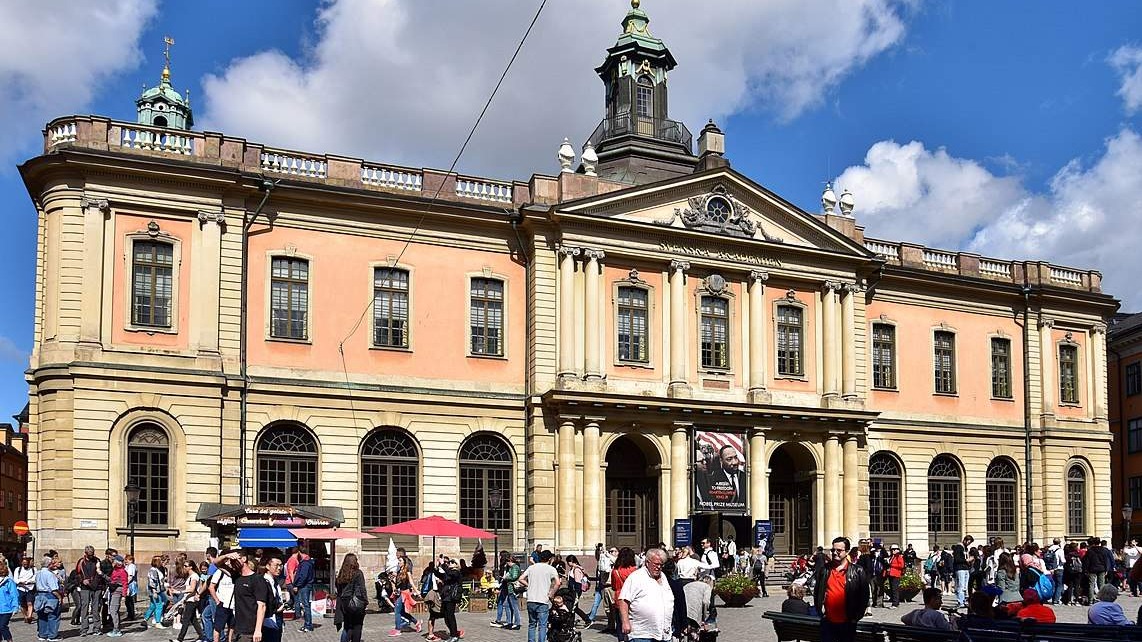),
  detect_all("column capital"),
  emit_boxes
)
[669,259,691,273]
[197,210,226,226]
[81,197,110,214]
[1039,319,1054,330]
[583,416,606,426]
[672,420,693,432]
[749,270,770,284]
[558,245,582,258]
[749,426,770,437]
[583,248,606,261]
[1092,322,1108,336]
[822,280,845,293]
[842,281,866,295]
